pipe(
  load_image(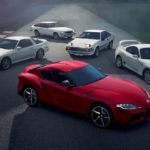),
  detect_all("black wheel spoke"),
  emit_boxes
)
[23,87,38,106]
[91,105,111,128]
